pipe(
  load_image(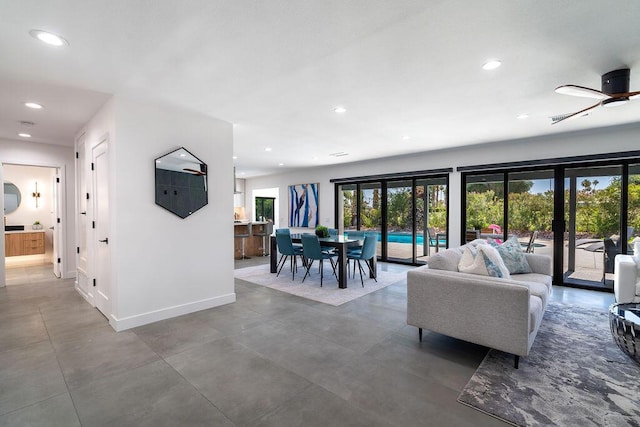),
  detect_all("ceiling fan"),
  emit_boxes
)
[183,168,206,176]
[183,164,207,176]
[552,68,640,124]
